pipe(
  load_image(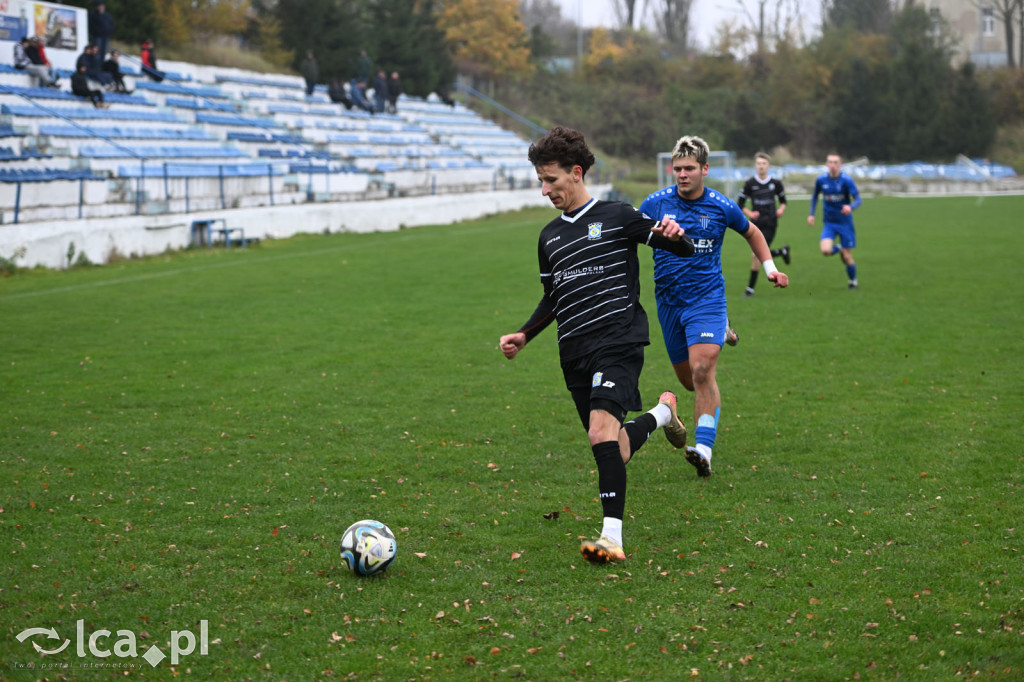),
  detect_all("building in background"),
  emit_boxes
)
[925,0,1016,67]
